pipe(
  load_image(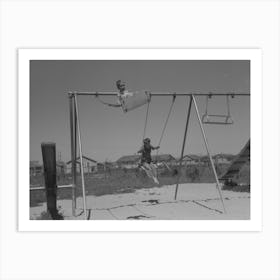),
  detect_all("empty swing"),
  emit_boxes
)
[202,94,234,125]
